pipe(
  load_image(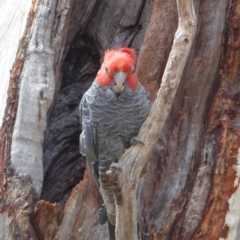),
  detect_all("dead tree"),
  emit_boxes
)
[0,0,239,239]
[106,0,197,239]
